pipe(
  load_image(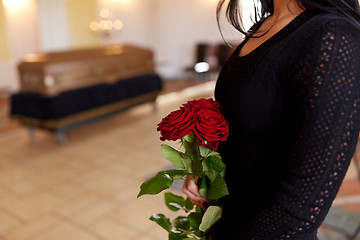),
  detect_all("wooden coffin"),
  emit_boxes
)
[18,44,155,96]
